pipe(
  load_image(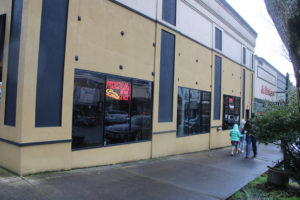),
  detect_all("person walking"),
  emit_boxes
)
[238,120,246,153]
[244,117,257,158]
[230,124,243,156]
